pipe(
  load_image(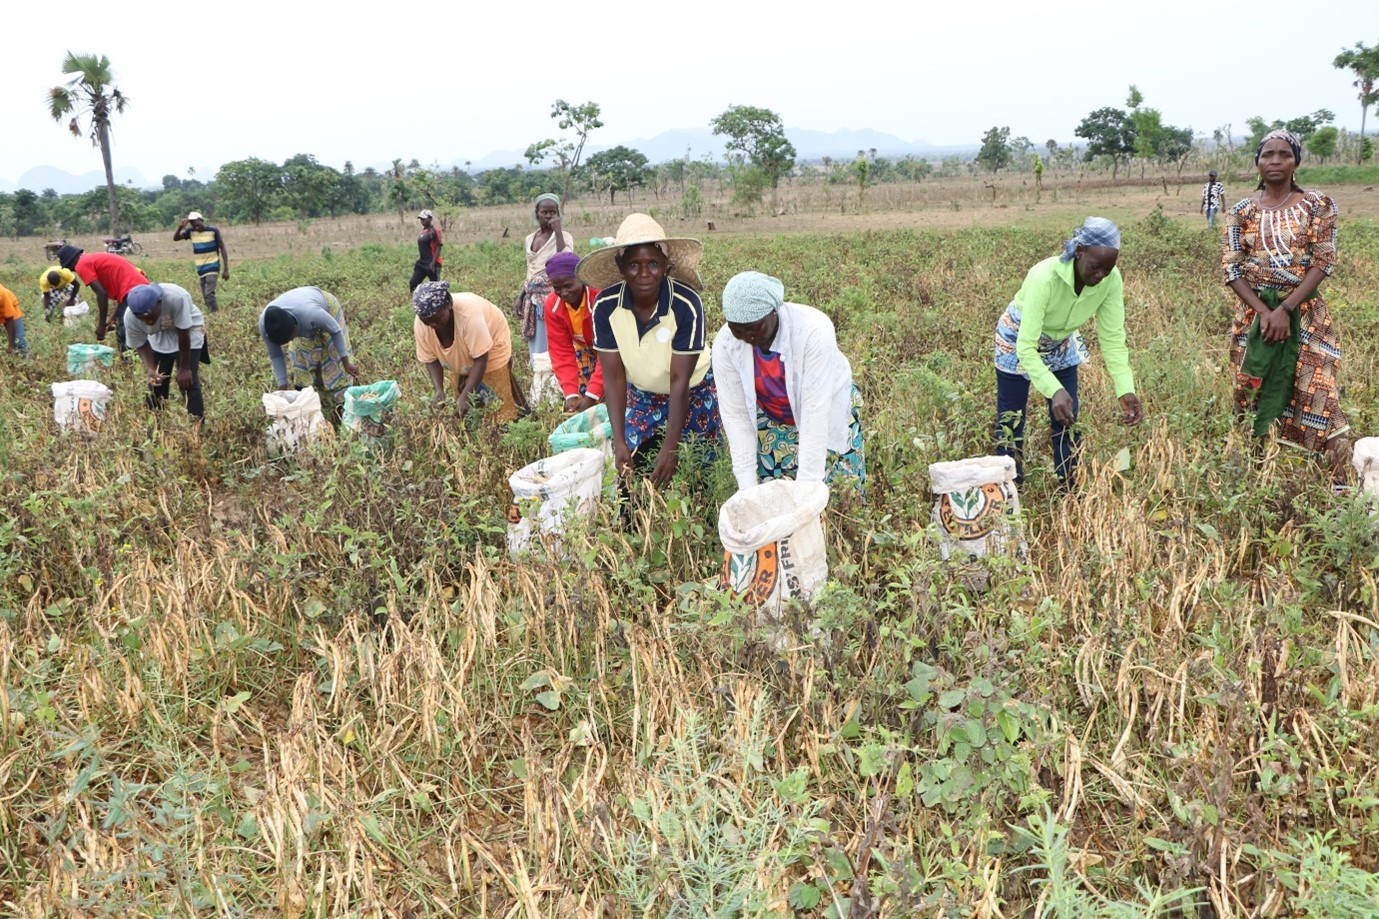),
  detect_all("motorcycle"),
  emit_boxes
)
[104,234,144,256]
